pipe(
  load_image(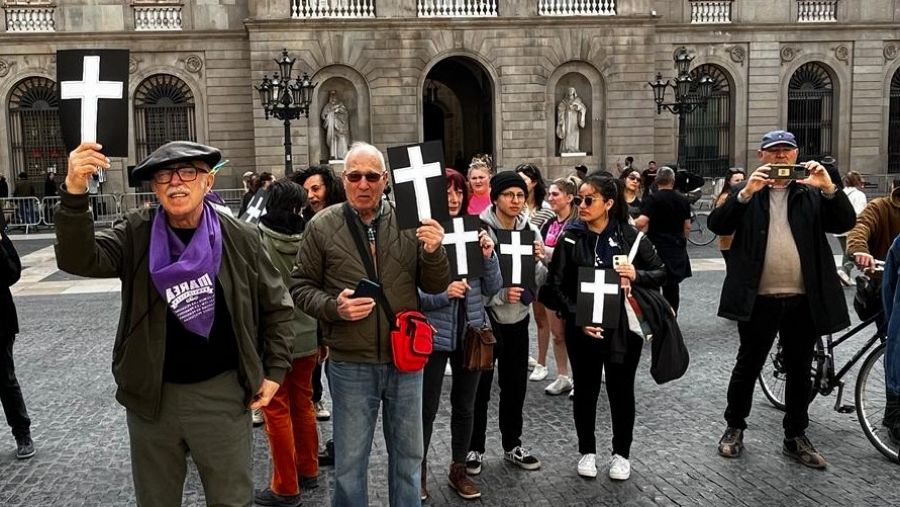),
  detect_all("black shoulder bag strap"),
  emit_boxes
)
[342,203,396,323]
